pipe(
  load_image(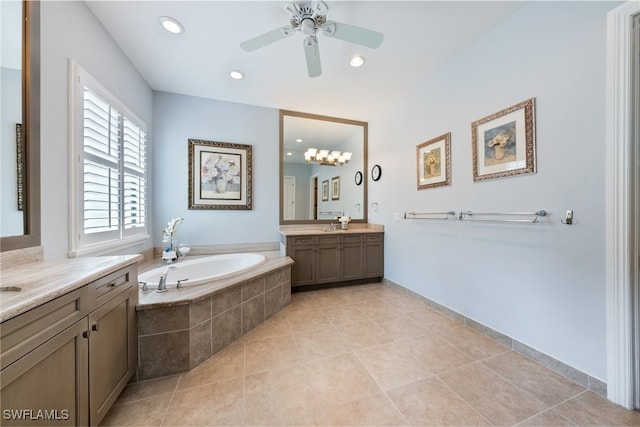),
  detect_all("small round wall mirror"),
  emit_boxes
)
[372,164,382,181]
[354,171,363,186]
